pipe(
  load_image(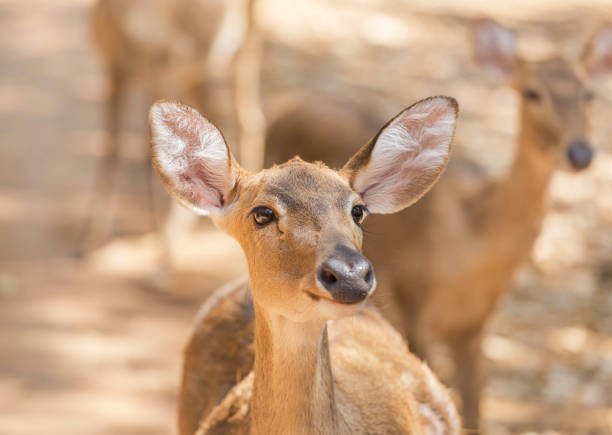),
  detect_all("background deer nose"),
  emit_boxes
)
[317,245,375,304]
[567,140,593,170]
